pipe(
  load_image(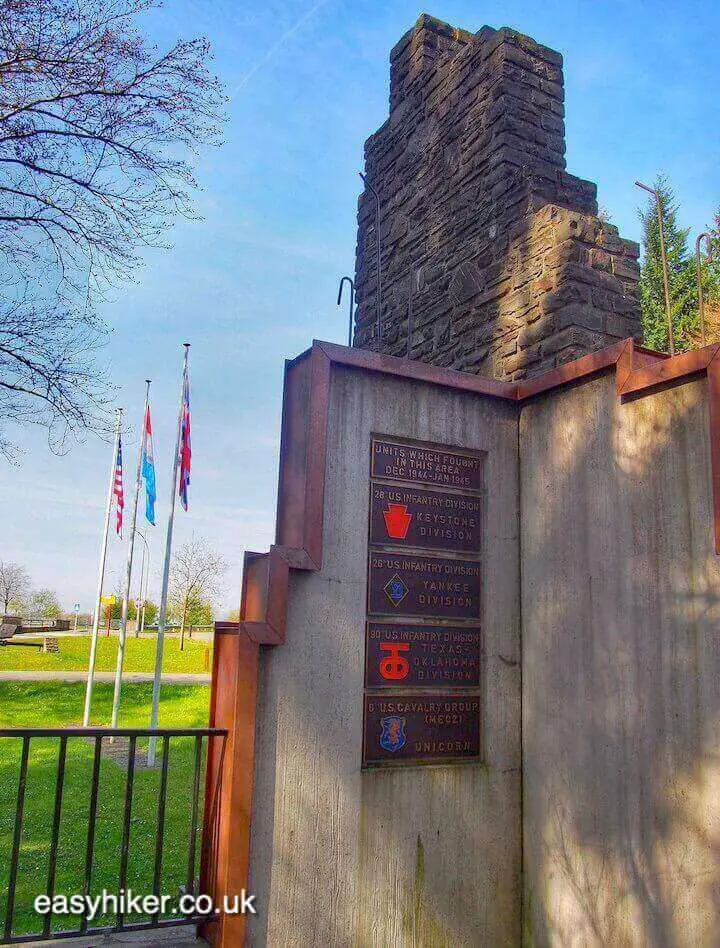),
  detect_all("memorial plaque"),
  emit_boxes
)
[365,623,481,688]
[363,693,481,765]
[371,438,483,491]
[363,435,484,769]
[368,552,481,619]
[369,483,482,553]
